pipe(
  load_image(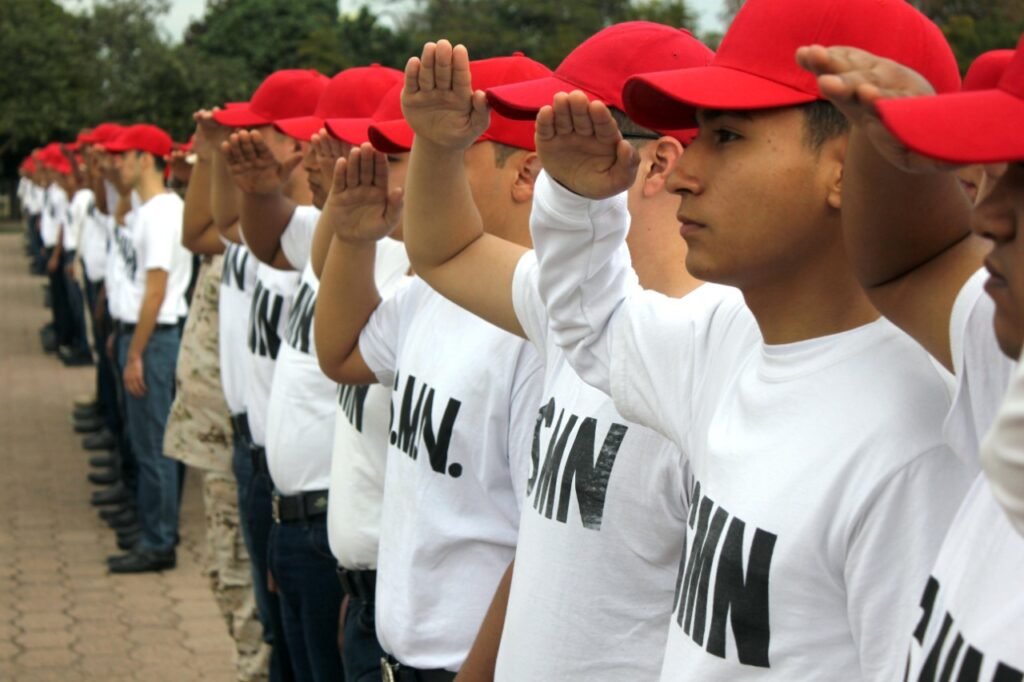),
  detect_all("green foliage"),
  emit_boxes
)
[298,7,416,73]
[400,0,697,68]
